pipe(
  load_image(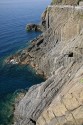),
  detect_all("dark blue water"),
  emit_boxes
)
[0,0,51,124]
